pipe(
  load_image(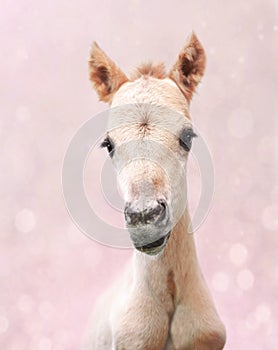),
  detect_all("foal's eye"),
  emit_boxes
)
[100,137,114,157]
[179,128,197,152]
